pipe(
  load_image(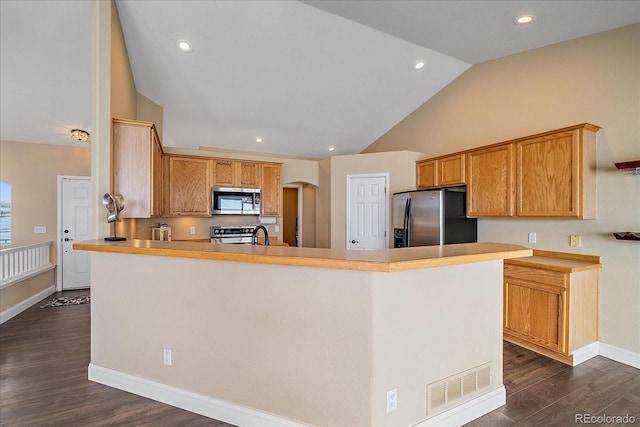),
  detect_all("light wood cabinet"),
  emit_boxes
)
[167,156,211,216]
[113,118,164,218]
[416,154,466,189]
[212,159,261,188]
[503,251,601,366]
[466,144,516,217]
[261,163,282,216]
[516,124,598,218]
[416,160,436,188]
